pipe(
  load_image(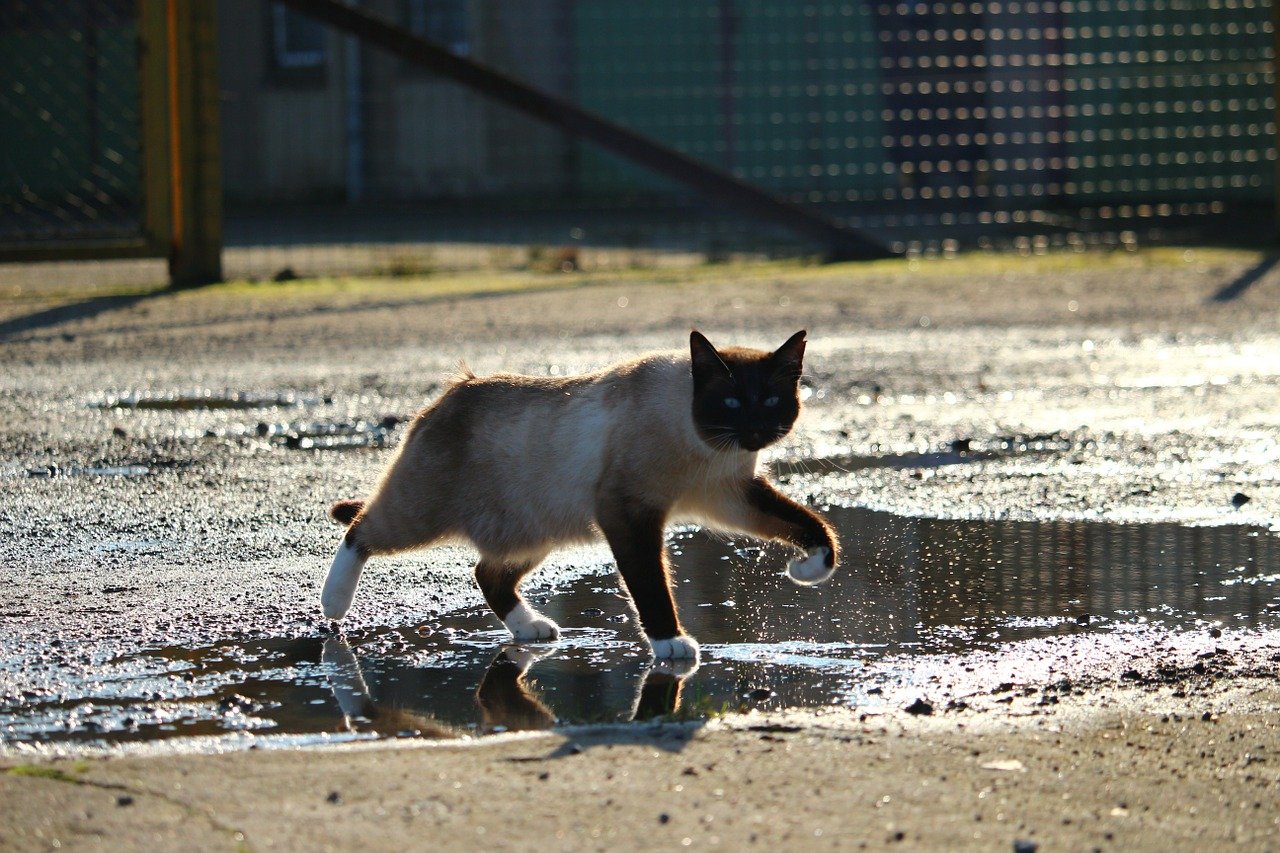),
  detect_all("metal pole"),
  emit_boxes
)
[343,1,364,203]
[1273,0,1280,242]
